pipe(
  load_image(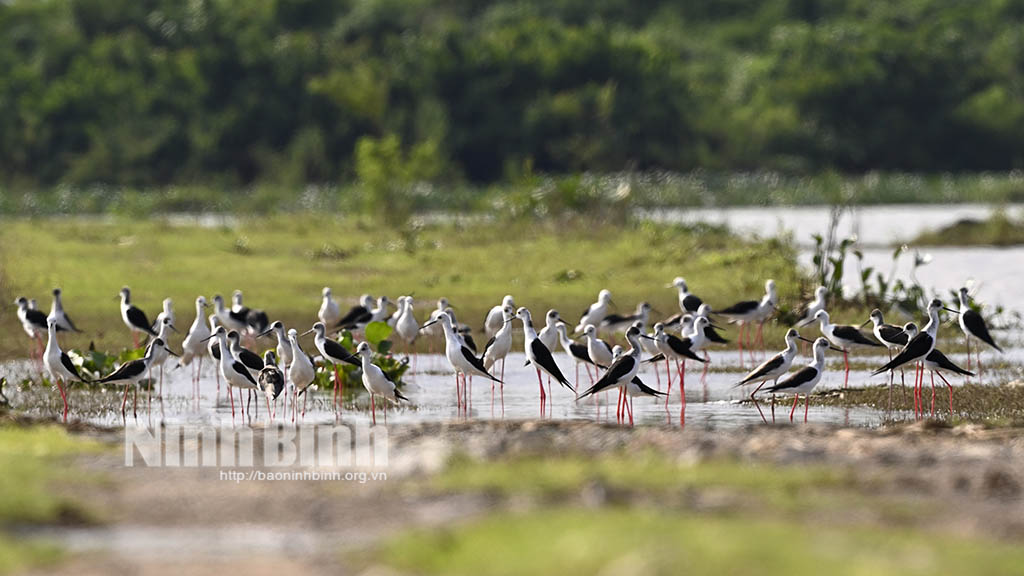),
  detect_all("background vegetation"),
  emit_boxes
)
[3,0,1024,210]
